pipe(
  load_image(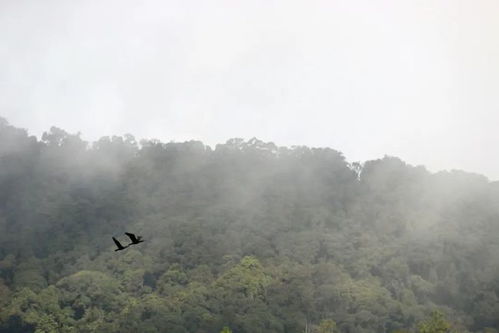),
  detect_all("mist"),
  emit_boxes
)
[2,0,499,179]
[2,1,499,332]
[1,117,499,332]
